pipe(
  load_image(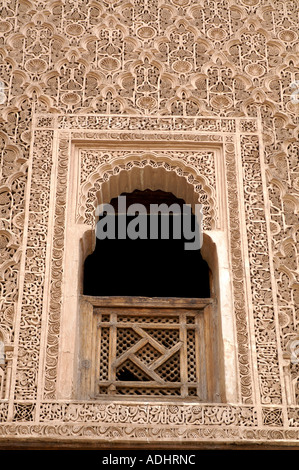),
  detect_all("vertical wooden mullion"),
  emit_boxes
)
[94,311,102,396]
[195,311,202,400]
[108,313,117,392]
[198,310,208,401]
[179,312,188,398]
